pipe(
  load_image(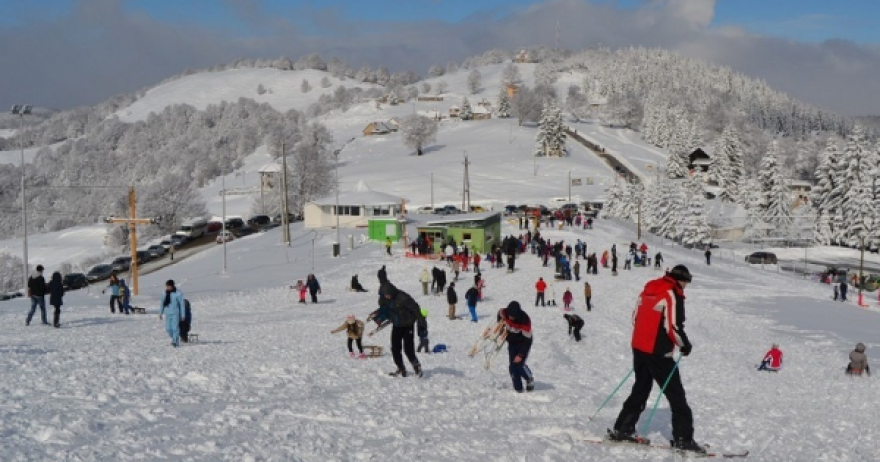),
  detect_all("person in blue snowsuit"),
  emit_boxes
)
[119,278,131,315]
[159,279,186,347]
